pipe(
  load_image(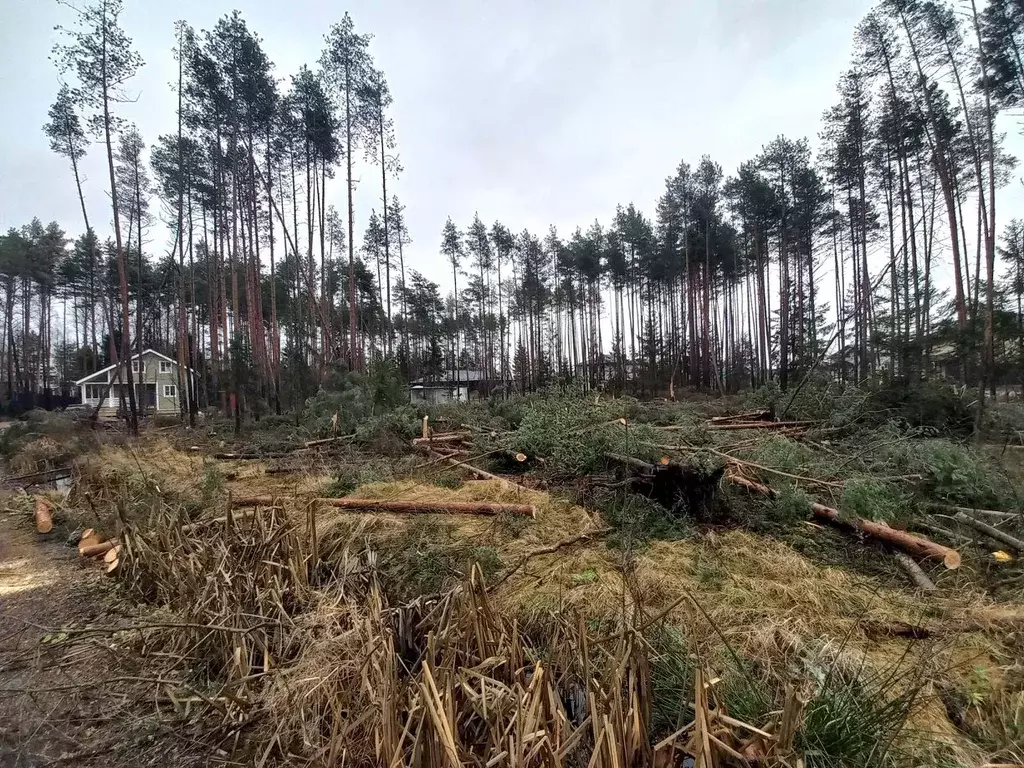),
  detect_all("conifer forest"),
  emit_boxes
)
[0,0,1020,428]
[3,3,1024,767]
